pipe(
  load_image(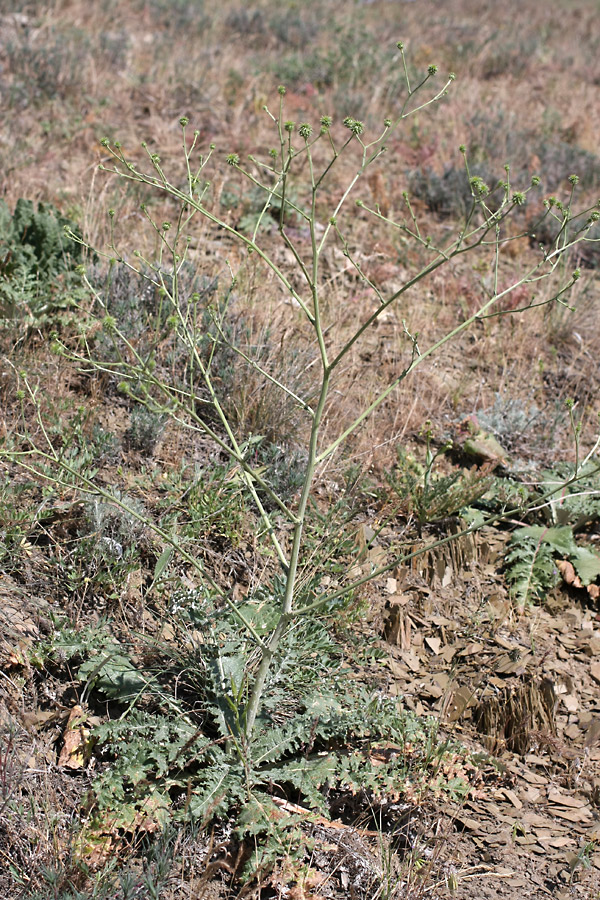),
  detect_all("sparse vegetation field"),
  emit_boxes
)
[1,2,600,899]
